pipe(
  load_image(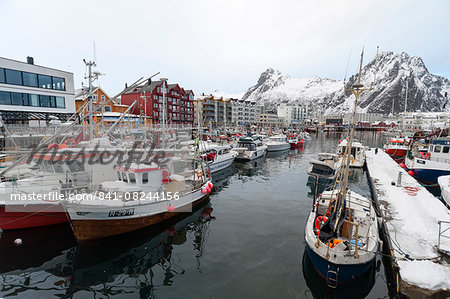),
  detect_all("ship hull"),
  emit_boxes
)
[305,245,375,284]
[67,191,209,242]
[0,204,67,230]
